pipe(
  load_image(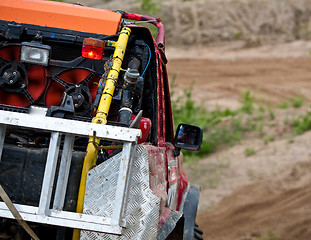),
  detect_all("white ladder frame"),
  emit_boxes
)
[0,109,141,235]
